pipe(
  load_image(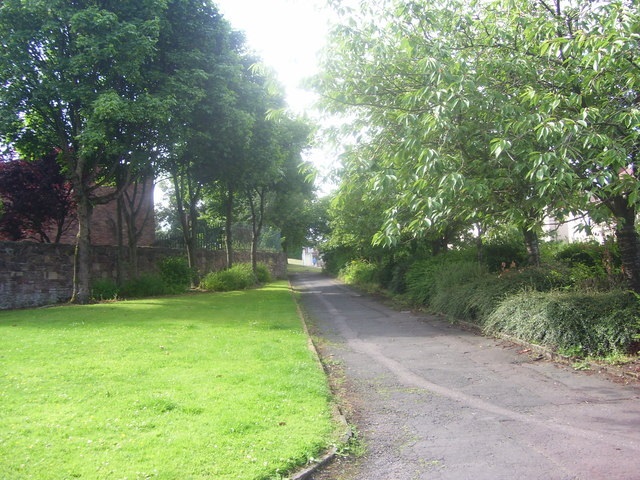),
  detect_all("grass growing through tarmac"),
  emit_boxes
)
[0,281,336,479]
